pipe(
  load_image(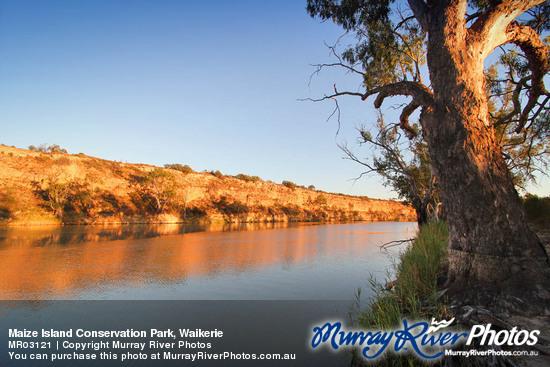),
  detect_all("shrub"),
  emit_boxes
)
[64,181,95,216]
[307,185,316,190]
[280,204,302,217]
[235,174,260,182]
[183,206,208,220]
[314,194,327,206]
[211,170,223,178]
[48,144,67,153]
[214,196,249,218]
[0,190,17,220]
[33,178,72,218]
[282,180,296,189]
[29,144,67,153]
[164,163,194,174]
[523,194,550,225]
[137,168,178,214]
